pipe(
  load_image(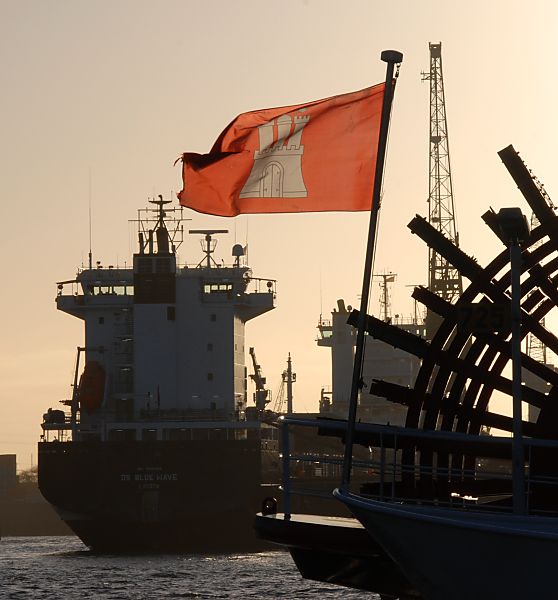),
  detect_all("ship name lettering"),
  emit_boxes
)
[156,473,178,481]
